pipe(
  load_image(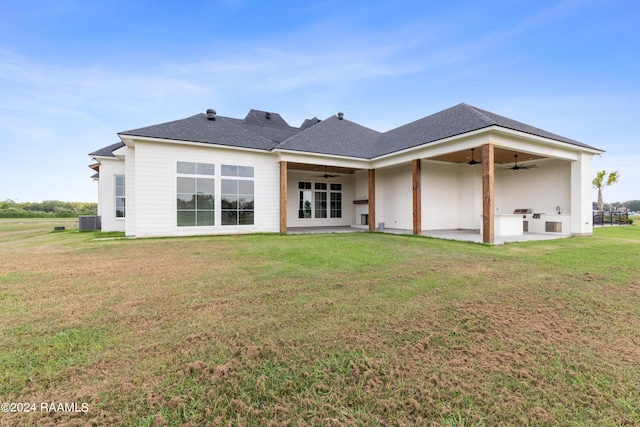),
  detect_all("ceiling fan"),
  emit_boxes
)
[510,153,538,171]
[467,148,480,166]
[313,166,341,179]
